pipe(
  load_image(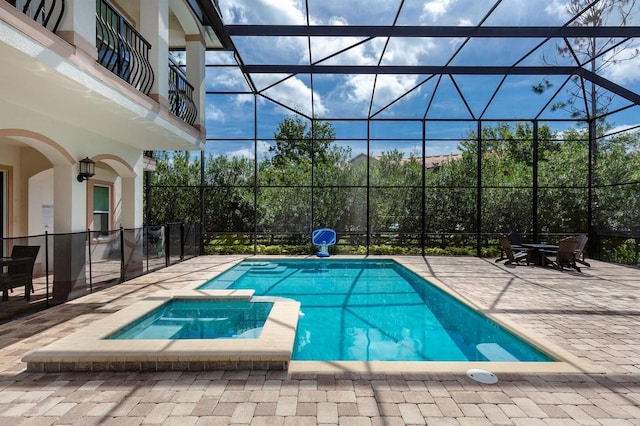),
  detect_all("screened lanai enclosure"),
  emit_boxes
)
[147,0,640,263]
